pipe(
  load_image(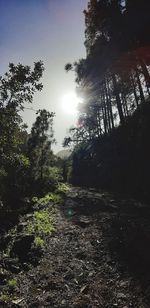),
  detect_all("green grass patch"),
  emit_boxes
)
[25,208,55,238]
[32,192,62,206]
